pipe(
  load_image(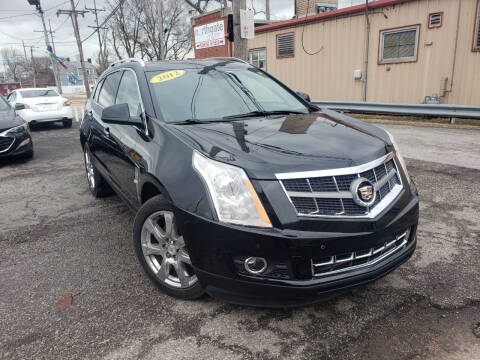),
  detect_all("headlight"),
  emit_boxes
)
[193,150,272,228]
[0,123,28,136]
[386,131,410,184]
